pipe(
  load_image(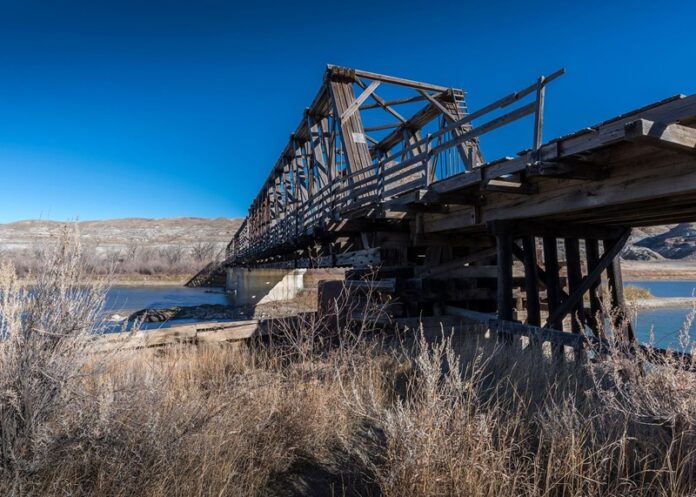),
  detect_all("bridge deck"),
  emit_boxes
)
[218,66,696,347]
[226,66,696,267]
